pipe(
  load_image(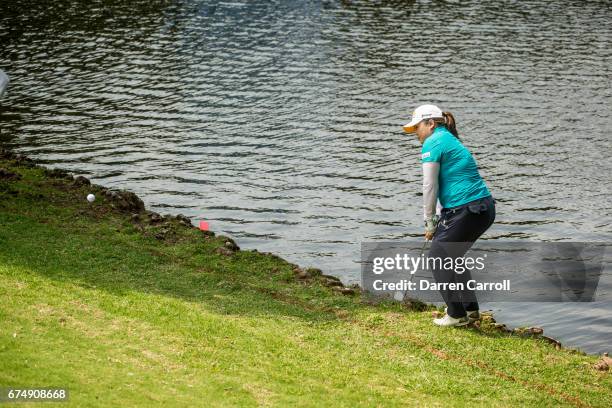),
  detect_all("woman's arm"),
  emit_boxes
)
[423,162,440,233]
